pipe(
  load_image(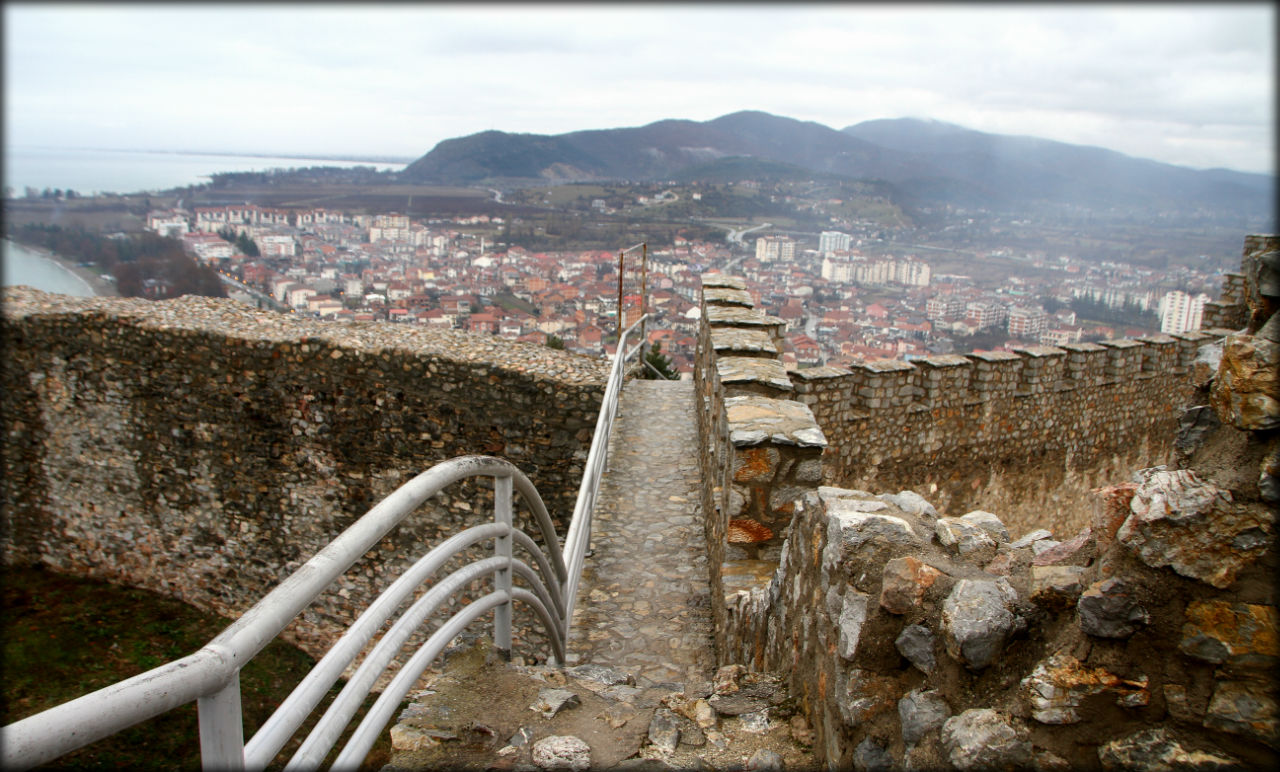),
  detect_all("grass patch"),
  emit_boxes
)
[1,565,392,770]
